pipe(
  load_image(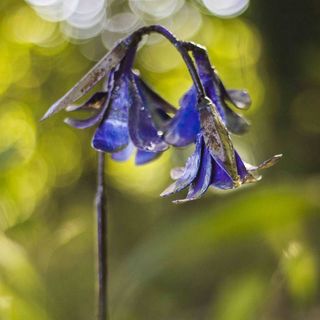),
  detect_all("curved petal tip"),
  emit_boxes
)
[160,183,178,197]
[258,154,283,170]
